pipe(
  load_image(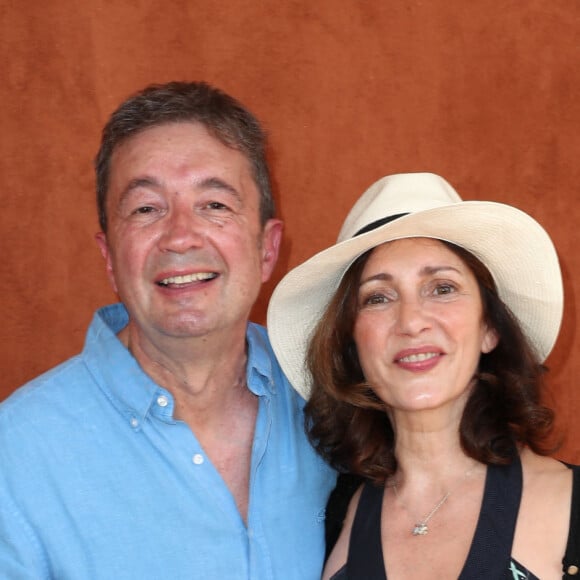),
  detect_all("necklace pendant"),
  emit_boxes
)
[412,523,428,536]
